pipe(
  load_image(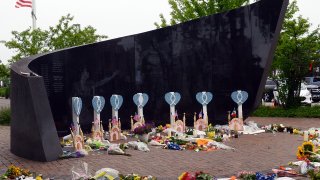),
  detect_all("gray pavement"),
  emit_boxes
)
[0,98,9,109]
